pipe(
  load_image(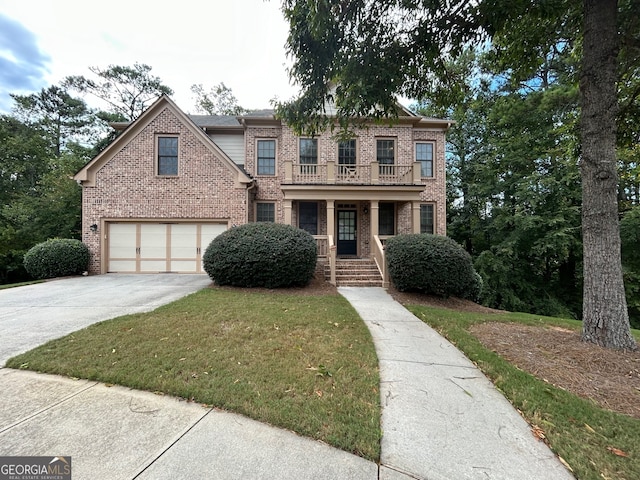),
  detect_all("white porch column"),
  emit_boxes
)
[412,201,421,234]
[284,199,293,225]
[370,200,379,237]
[326,199,335,239]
